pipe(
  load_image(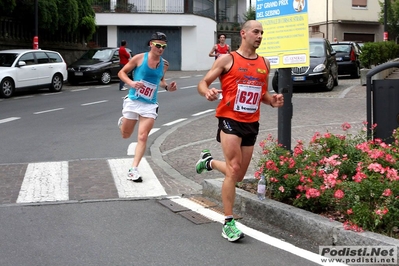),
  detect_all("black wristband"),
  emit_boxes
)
[165,86,168,91]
